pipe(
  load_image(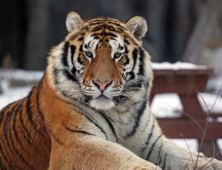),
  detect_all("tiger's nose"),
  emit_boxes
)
[93,80,112,91]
